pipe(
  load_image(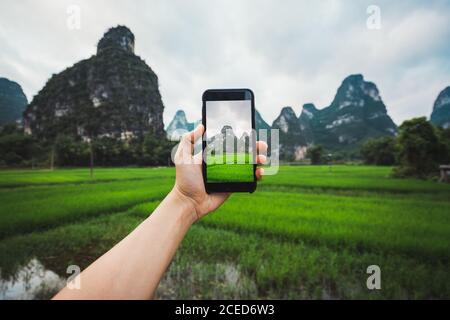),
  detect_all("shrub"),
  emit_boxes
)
[306,145,324,165]
[361,136,397,166]
[394,117,441,178]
